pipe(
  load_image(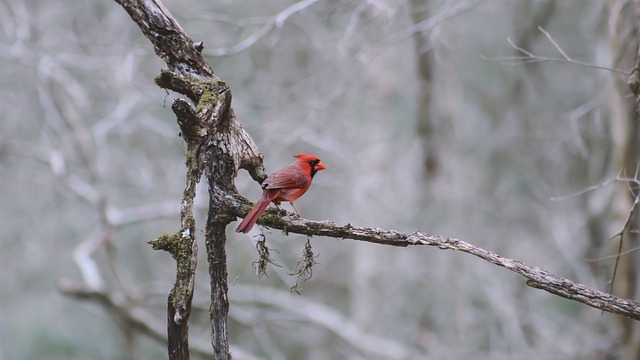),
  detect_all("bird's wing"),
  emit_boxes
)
[263,164,310,190]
